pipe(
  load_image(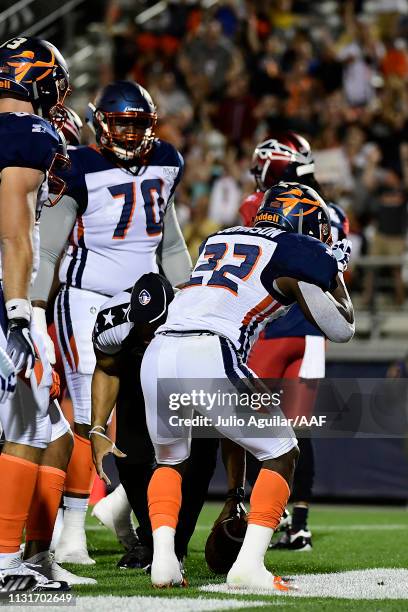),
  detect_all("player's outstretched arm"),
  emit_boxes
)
[90,349,125,484]
[213,439,247,527]
[276,273,355,343]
